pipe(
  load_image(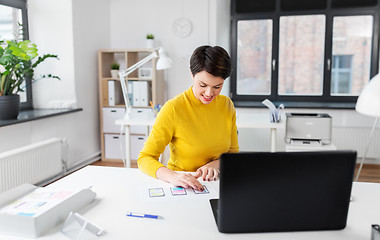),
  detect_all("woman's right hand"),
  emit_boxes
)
[169,172,204,191]
[156,167,204,191]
